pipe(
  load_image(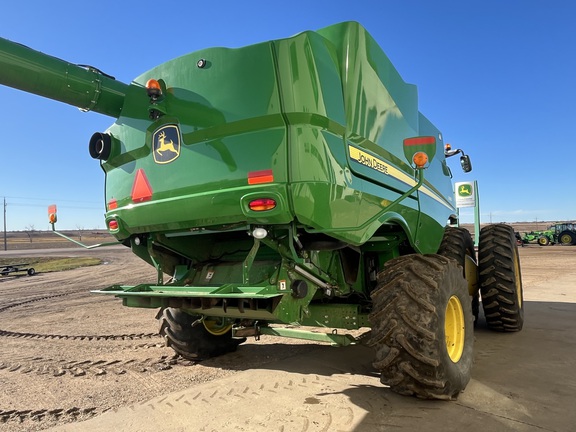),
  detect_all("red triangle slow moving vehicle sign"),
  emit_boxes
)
[131,169,153,202]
